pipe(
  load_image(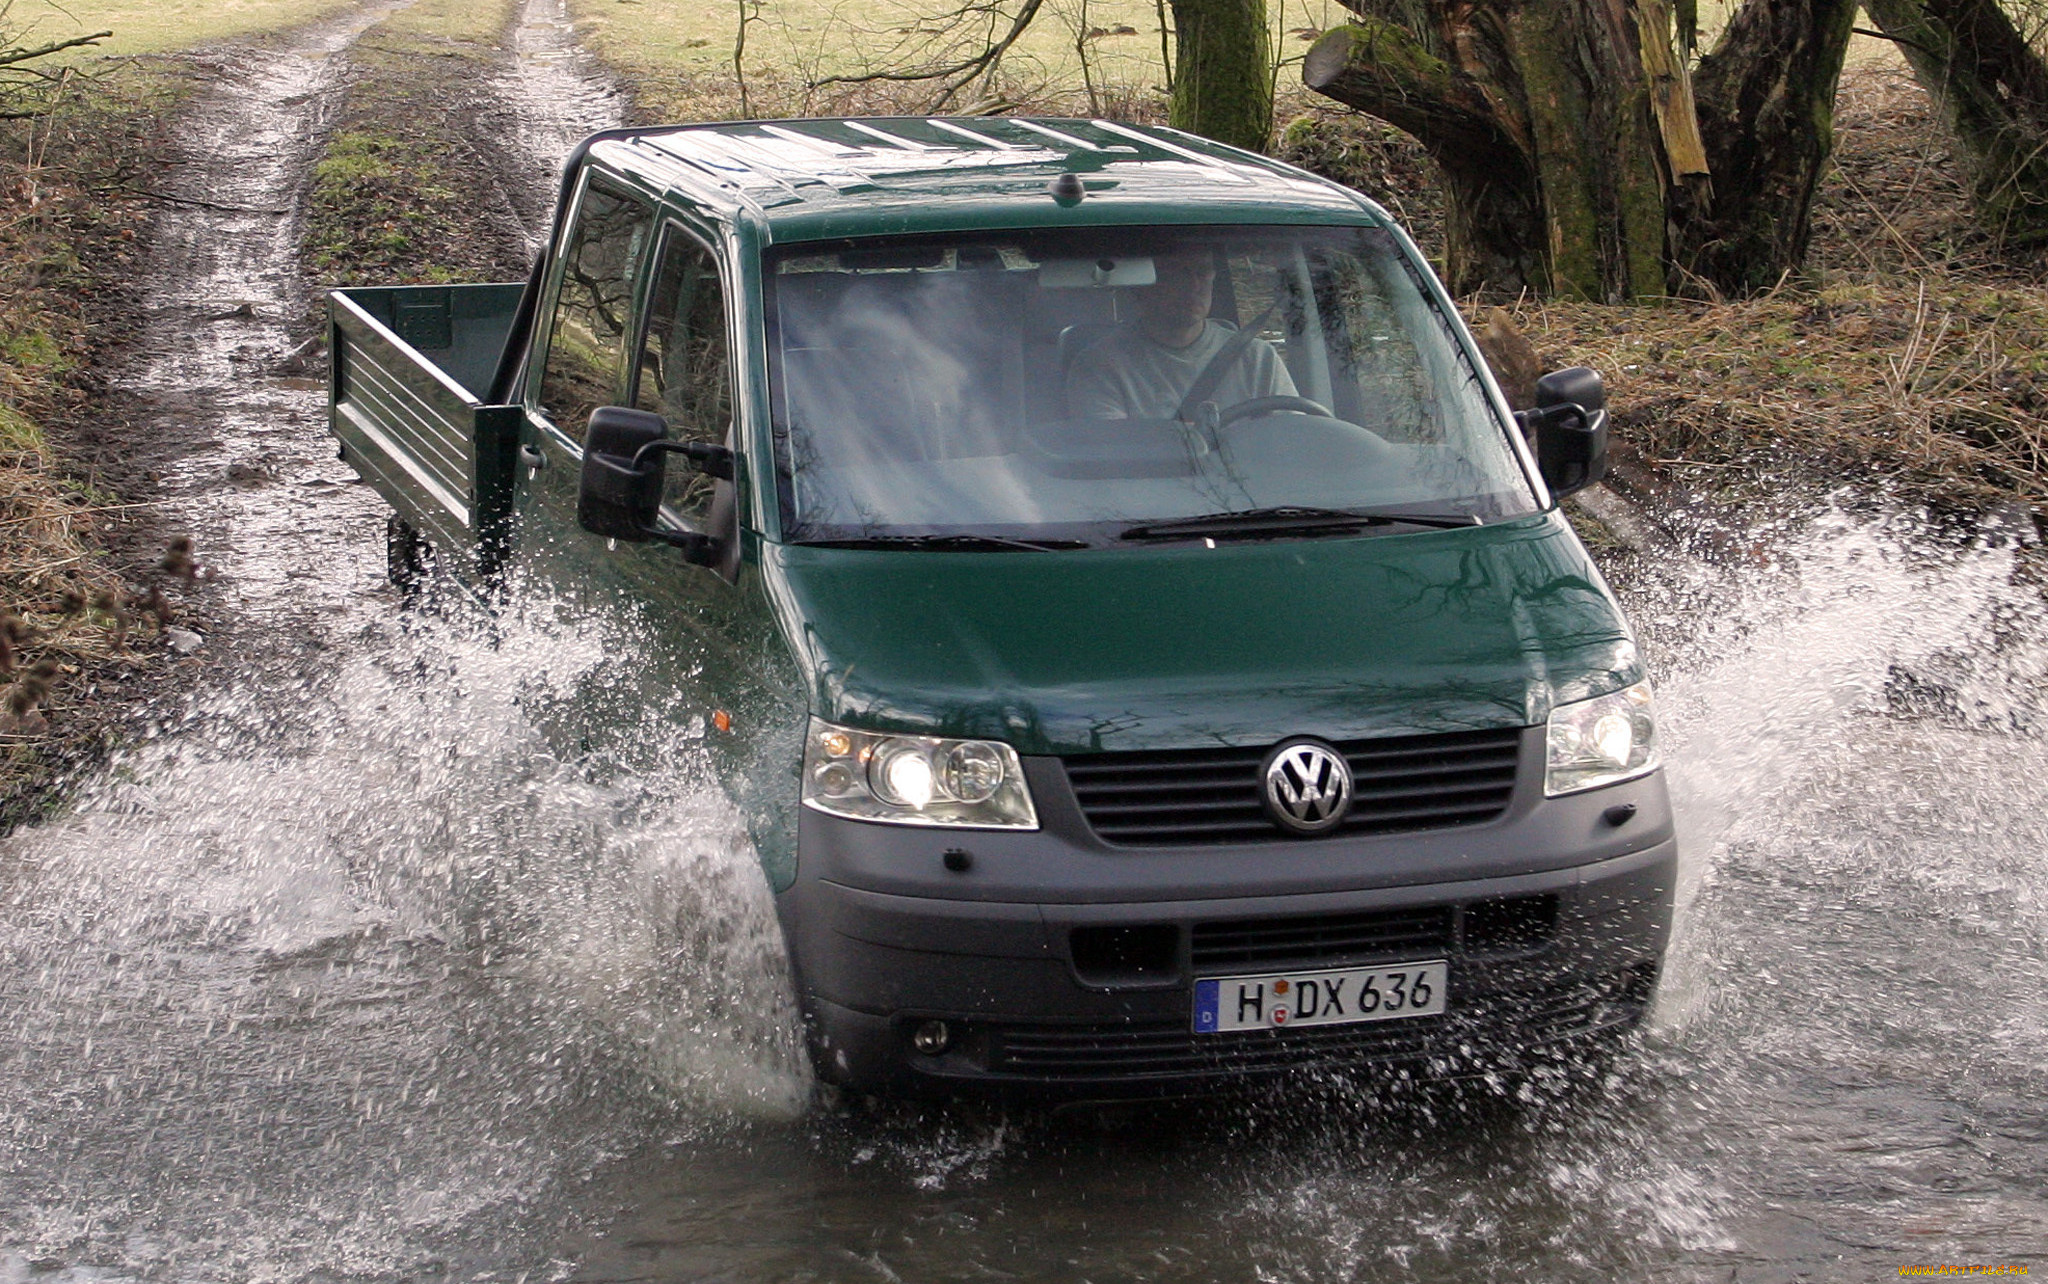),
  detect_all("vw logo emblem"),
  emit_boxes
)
[1261,739,1353,836]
